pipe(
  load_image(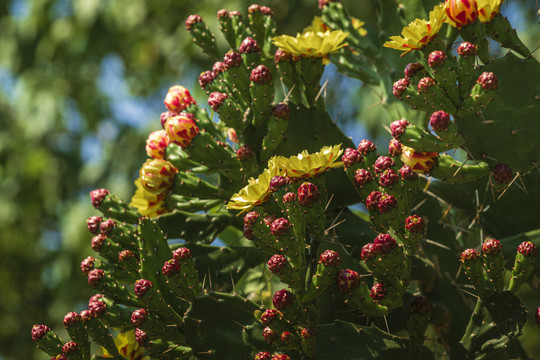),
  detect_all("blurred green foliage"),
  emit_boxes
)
[0,0,538,359]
